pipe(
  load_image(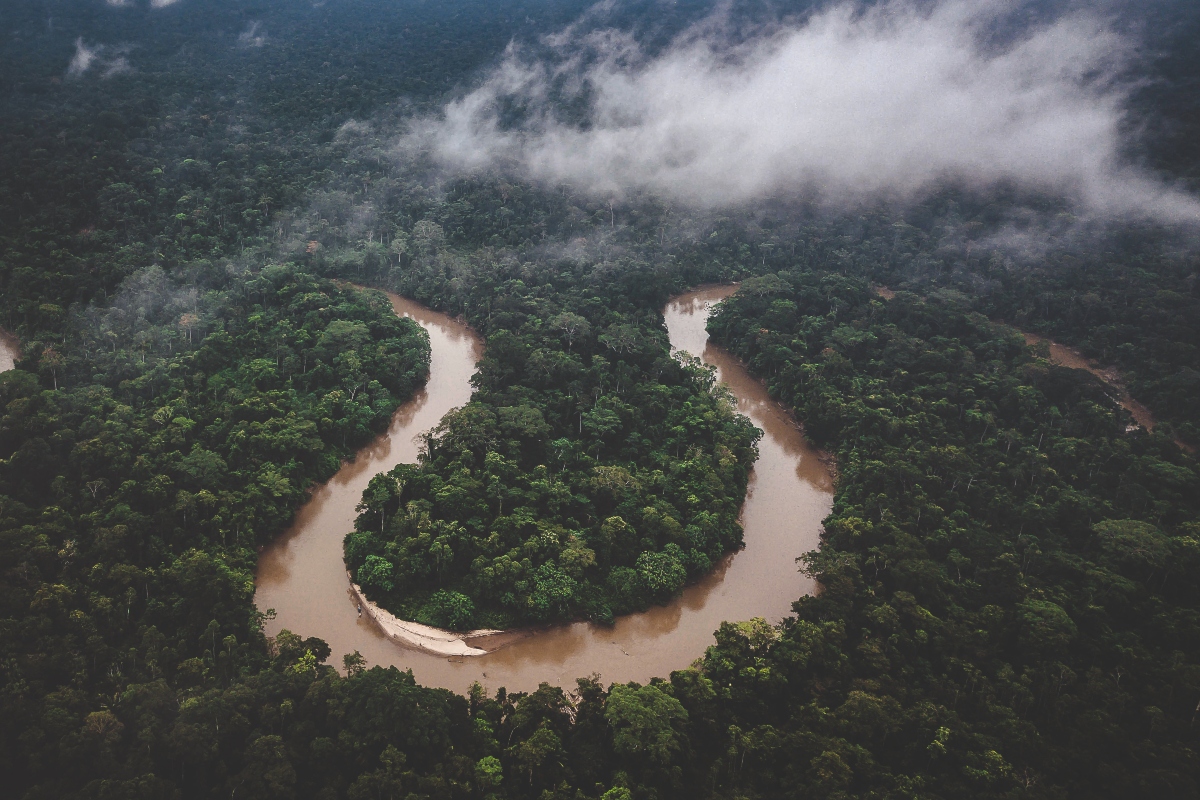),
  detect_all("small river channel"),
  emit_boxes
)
[255,286,833,693]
